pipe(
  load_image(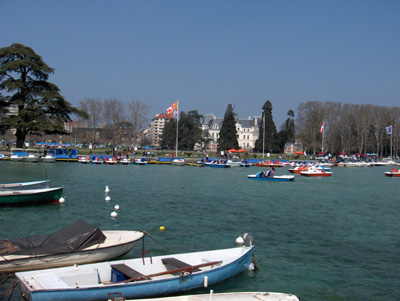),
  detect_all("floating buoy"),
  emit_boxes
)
[110,211,117,218]
[114,204,120,210]
[59,197,65,204]
[159,226,165,231]
[105,186,110,193]
[235,236,245,245]
[105,196,111,202]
